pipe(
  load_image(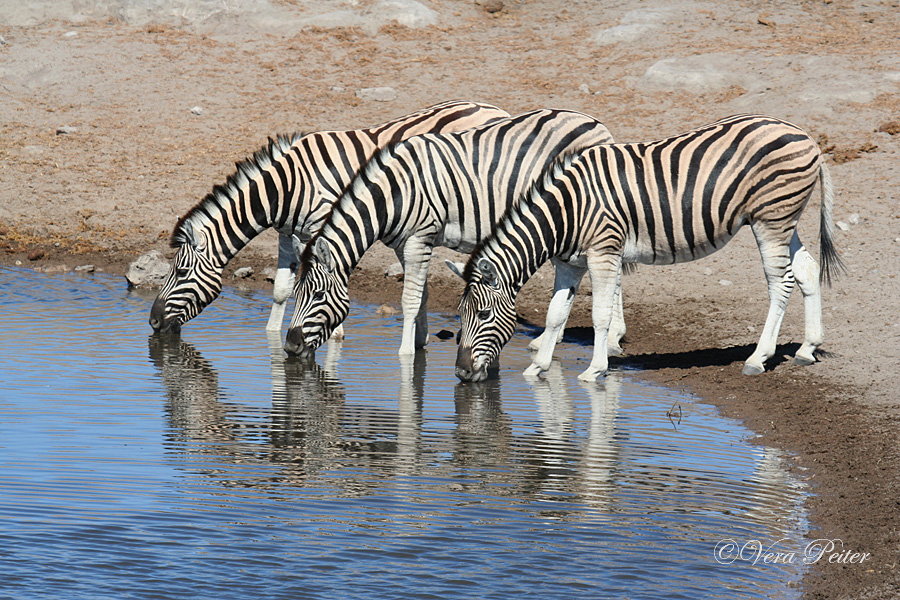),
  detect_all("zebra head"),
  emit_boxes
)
[149,222,222,333]
[455,257,517,382]
[284,237,349,358]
